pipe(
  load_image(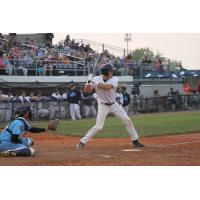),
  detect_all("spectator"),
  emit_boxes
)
[37,61,45,76]
[197,84,200,94]
[64,35,71,46]
[2,54,13,75]
[0,56,6,75]
[190,90,199,110]
[141,56,152,74]
[184,83,191,94]
[132,94,140,115]
[156,59,164,73]
[142,56,152,64]
[152,90,161,112]
[174,89,182,110]
[131,82,141,95]
[167,88,177,111]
